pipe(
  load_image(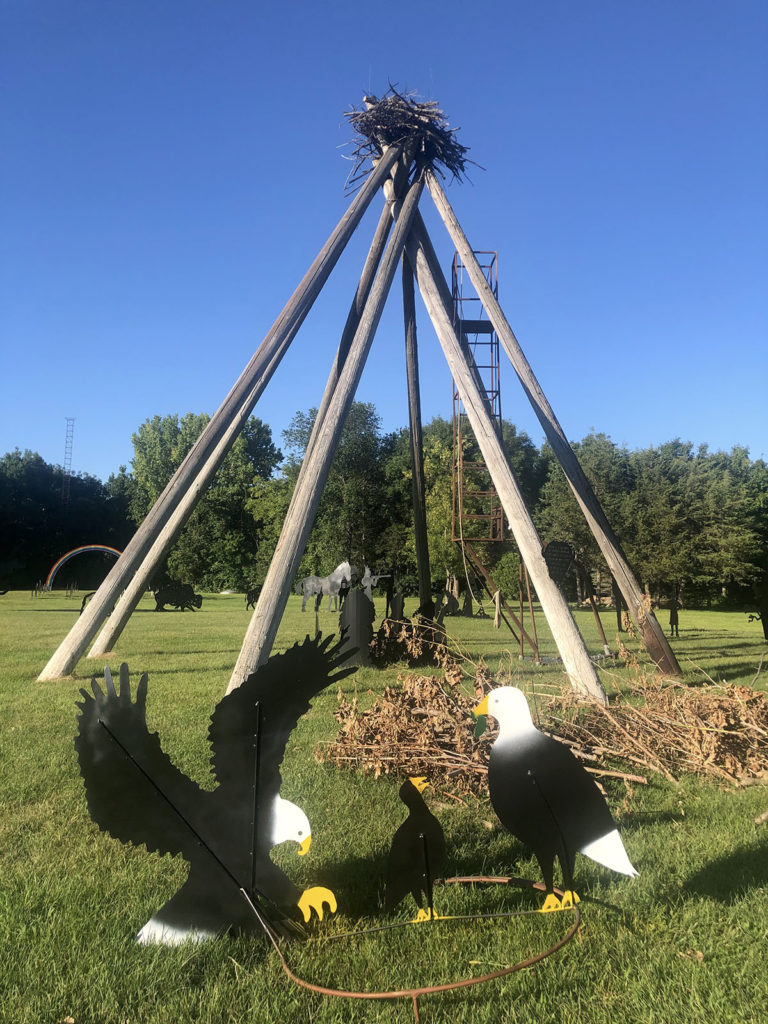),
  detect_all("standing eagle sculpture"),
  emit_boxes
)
[75,634,355,944]
[474,686,637,911]
[385,776,446,922]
